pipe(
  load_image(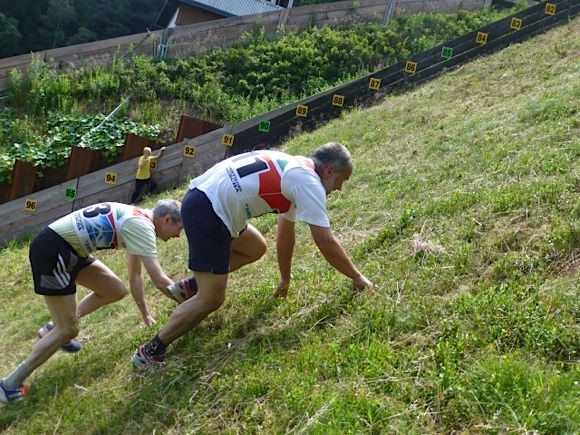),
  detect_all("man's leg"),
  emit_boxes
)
[76,260,127,318]
[3,294,78,389]
[168,224,266,303]
[131,179,146,203]
[157,272,227,345]
[149,178,158,194]
[133,272,227,367]
[230,224,267,272]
